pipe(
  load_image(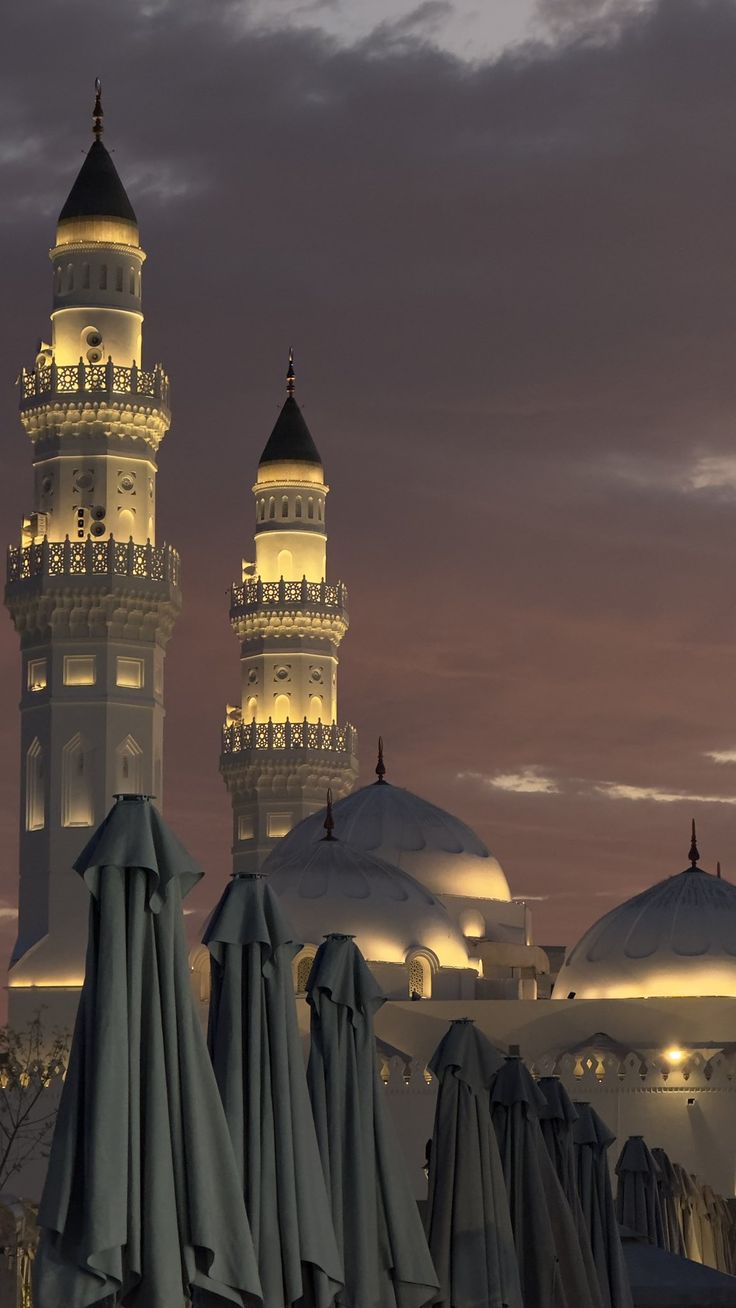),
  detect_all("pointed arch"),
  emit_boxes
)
[25,739,44,831]
[115,735,143,794]
[61,733,94,828]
